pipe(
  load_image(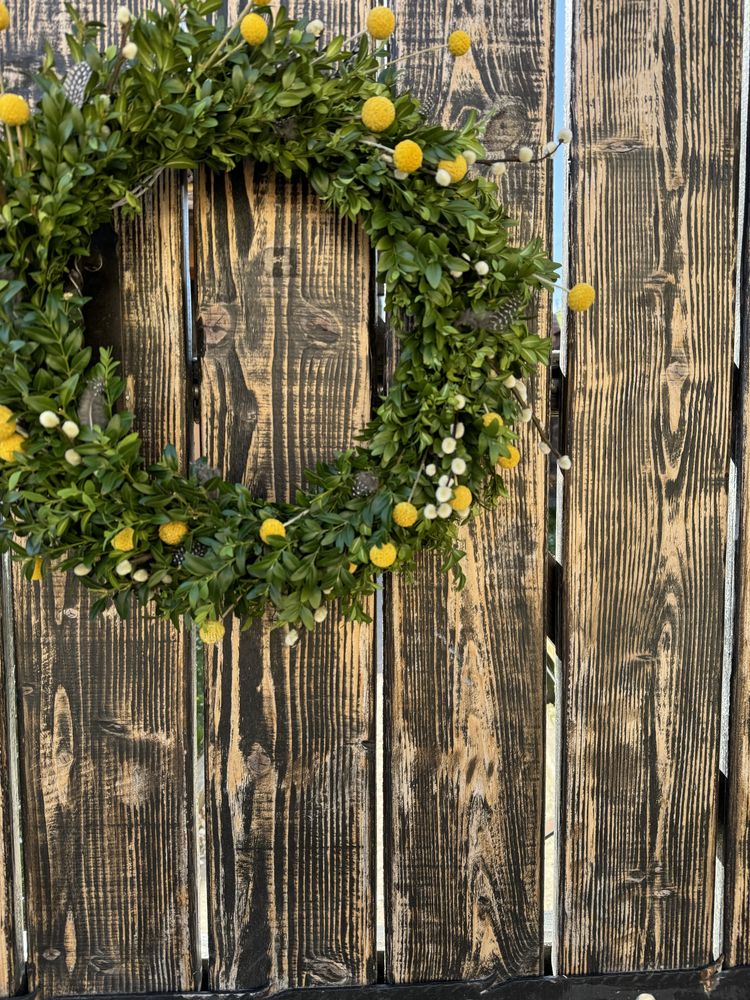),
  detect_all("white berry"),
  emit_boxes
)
[116,5,132,25]
[314,606,328,623]
[65,449,82,466]
[307,18,325,36]
[423,504,438,520]
[73,563,91,577]
[62,420,80,439]
[39,410,60,429]
[451,458,466,475]
[491,162,507,177]
[475,260,489,276]
[437,502,453,519]
[115,559,132,576]
[425,463,437,477]
[441,436,457,454]
[133,569,149,583]
[558,455,572,470]
[285,628,299,647]
[436,485,453,503]
[435,168,451,187]
[463,149,477,166]
[558,127,573,143]
[122,41,138,59]
[518,146,533,163]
